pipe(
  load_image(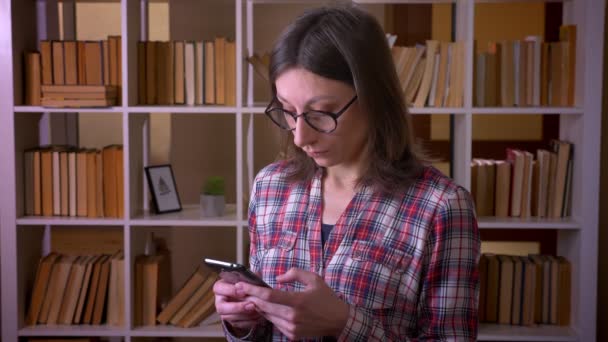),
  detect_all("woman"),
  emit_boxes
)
[213,4,480,341]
